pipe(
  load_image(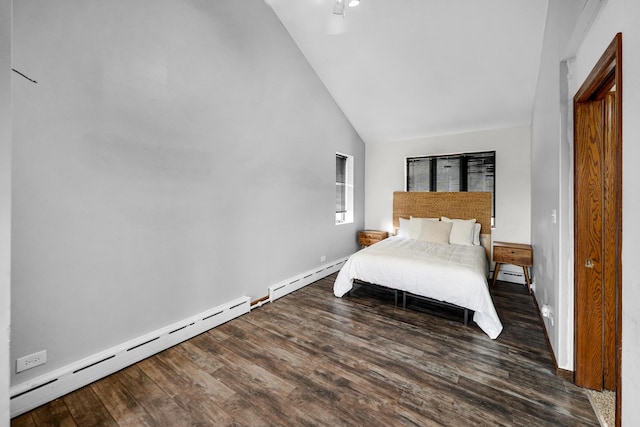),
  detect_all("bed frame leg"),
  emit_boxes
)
[463,309,469,325]
[402,292,407,308]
